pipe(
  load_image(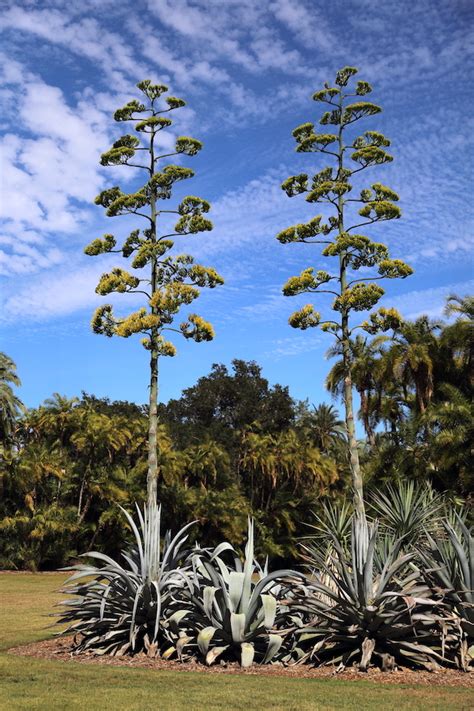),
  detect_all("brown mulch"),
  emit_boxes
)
[8,636,473,688]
